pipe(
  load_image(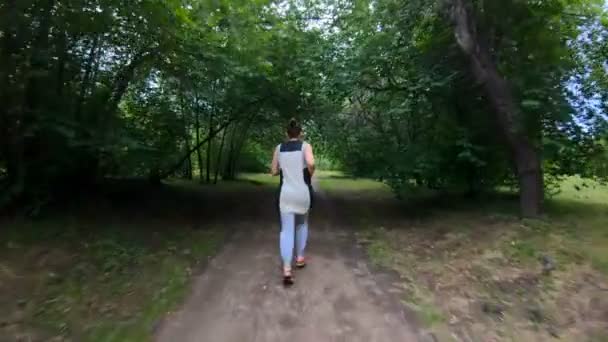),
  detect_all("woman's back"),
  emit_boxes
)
[277,140,312,214]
